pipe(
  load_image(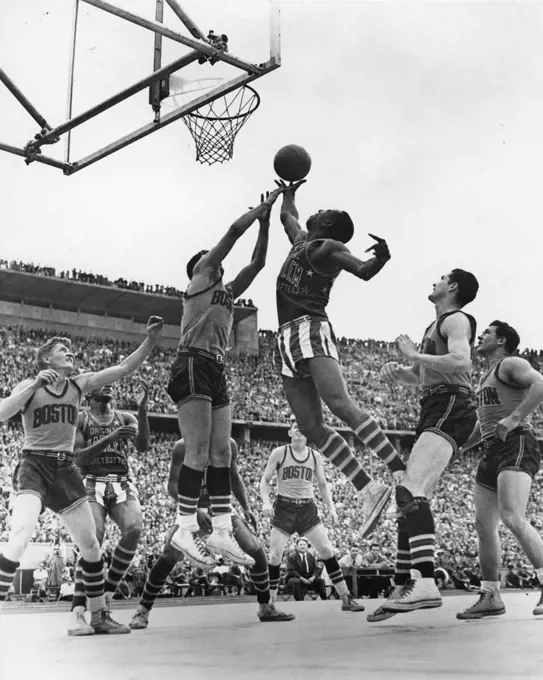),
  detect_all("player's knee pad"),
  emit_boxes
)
[395,485,420,519]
